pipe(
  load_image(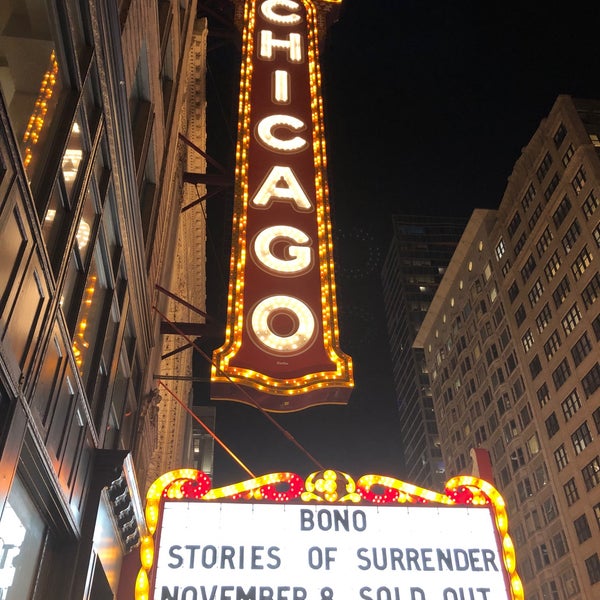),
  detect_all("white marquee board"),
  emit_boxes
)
[153,502,510,600]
